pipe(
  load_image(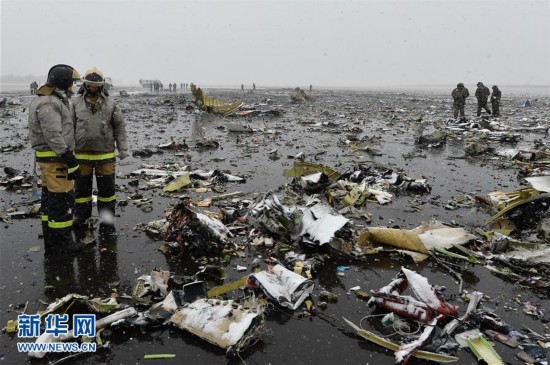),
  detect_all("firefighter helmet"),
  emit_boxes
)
[46,64,80,90]
[83,67,105,86]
